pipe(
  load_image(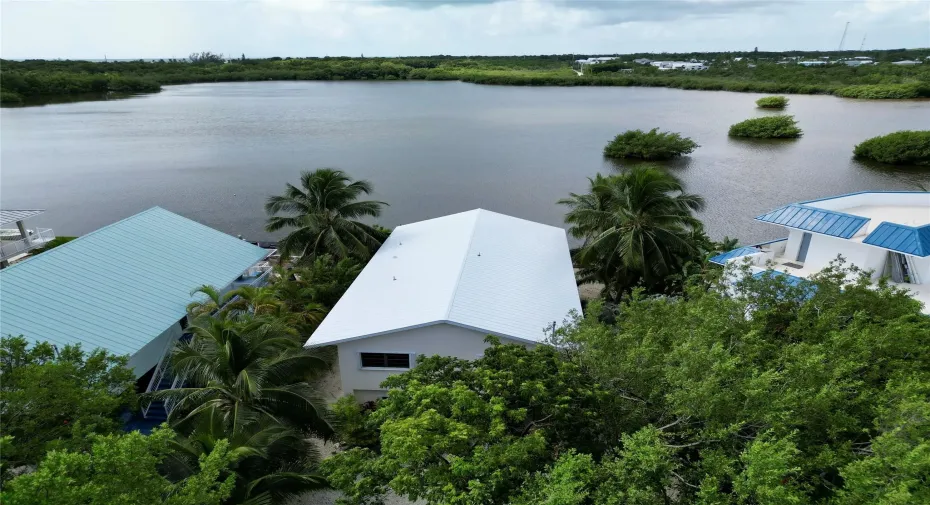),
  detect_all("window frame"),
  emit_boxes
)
[358,351,414,371]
